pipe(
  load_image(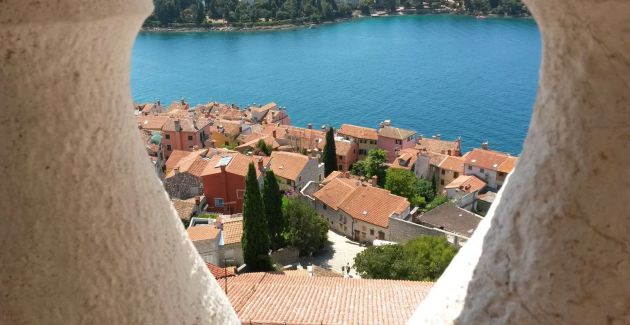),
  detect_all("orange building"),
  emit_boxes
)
[200,153,270,214]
